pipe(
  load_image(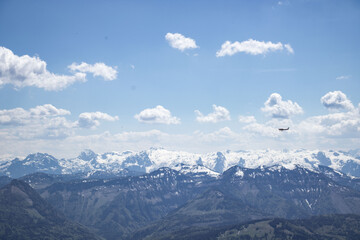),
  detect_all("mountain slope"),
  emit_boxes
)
[33,163,360,240]
[0,180,102,240]
[0,175,12,188]
[40,168,215,239]
[217,214,360,240]
[133,214,360,240]
[132,165,360,239]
